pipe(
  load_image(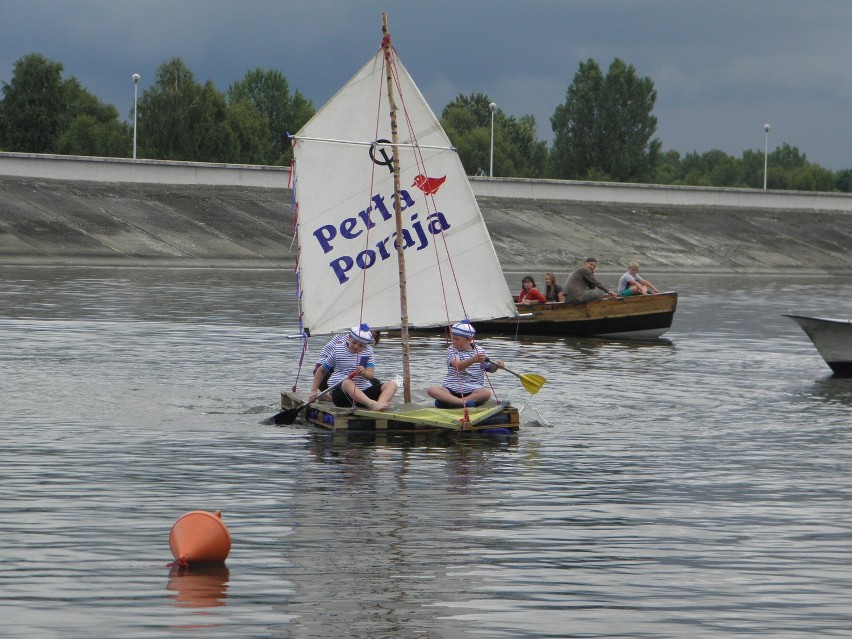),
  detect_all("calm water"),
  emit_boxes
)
[1,267,850,639]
